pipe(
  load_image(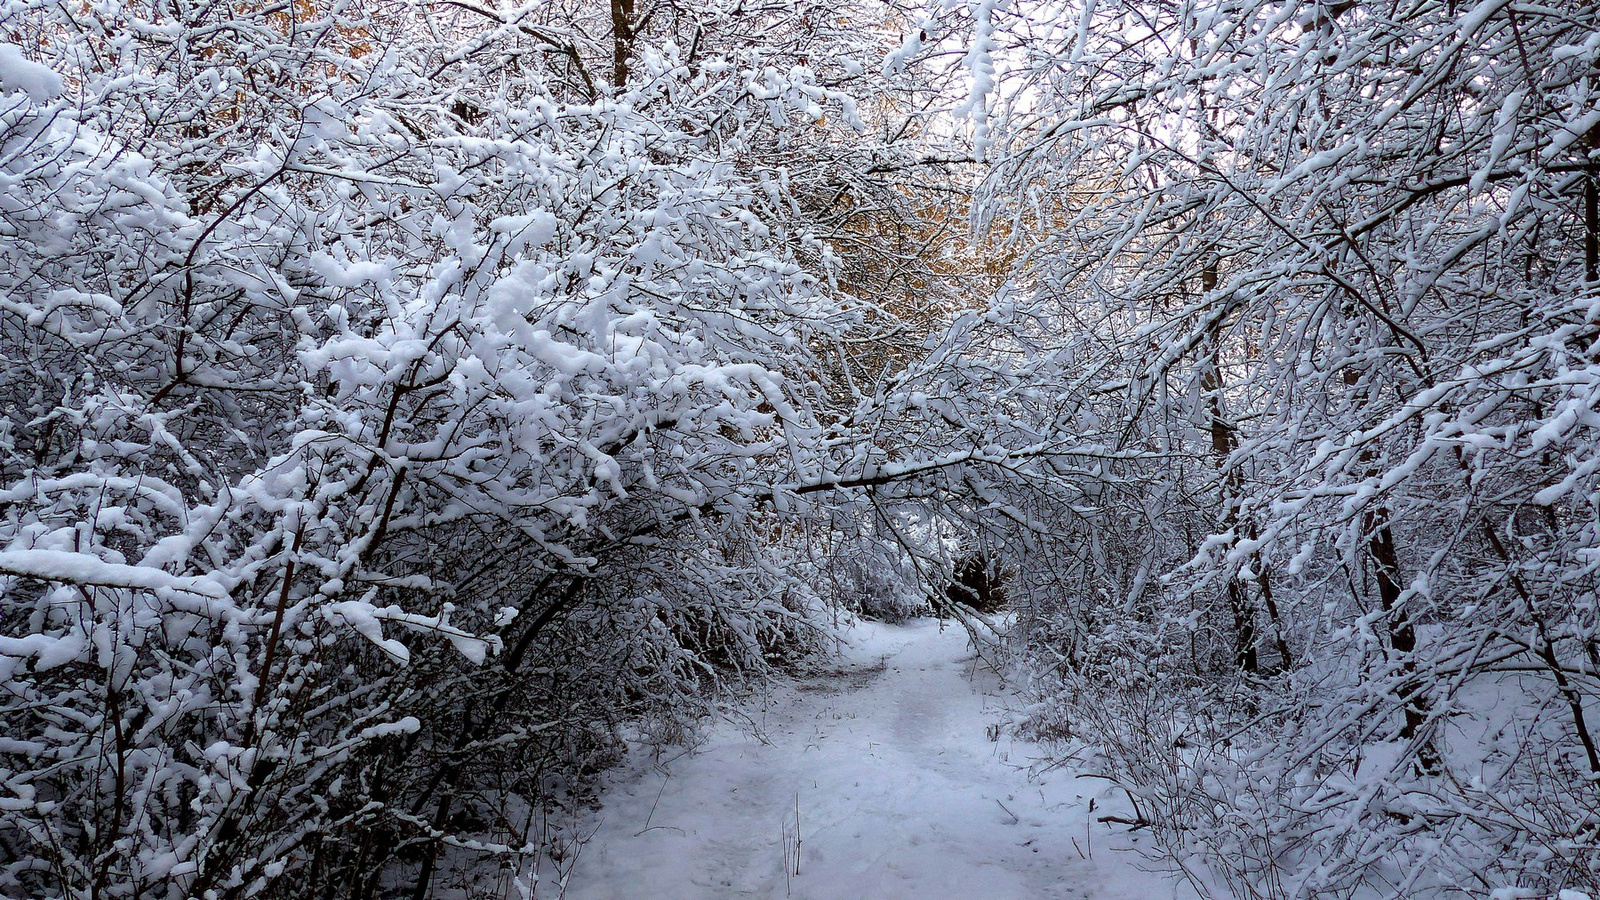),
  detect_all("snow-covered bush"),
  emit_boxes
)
[818,528,929,623]
[0,0,933,893]
[923,0,1600,894]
